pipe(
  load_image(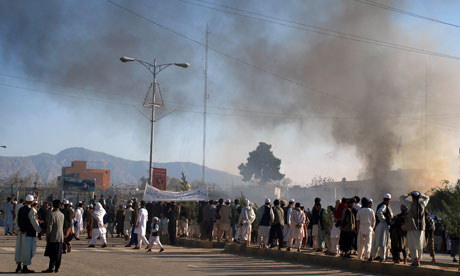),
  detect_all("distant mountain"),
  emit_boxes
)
[0,147,241,186]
